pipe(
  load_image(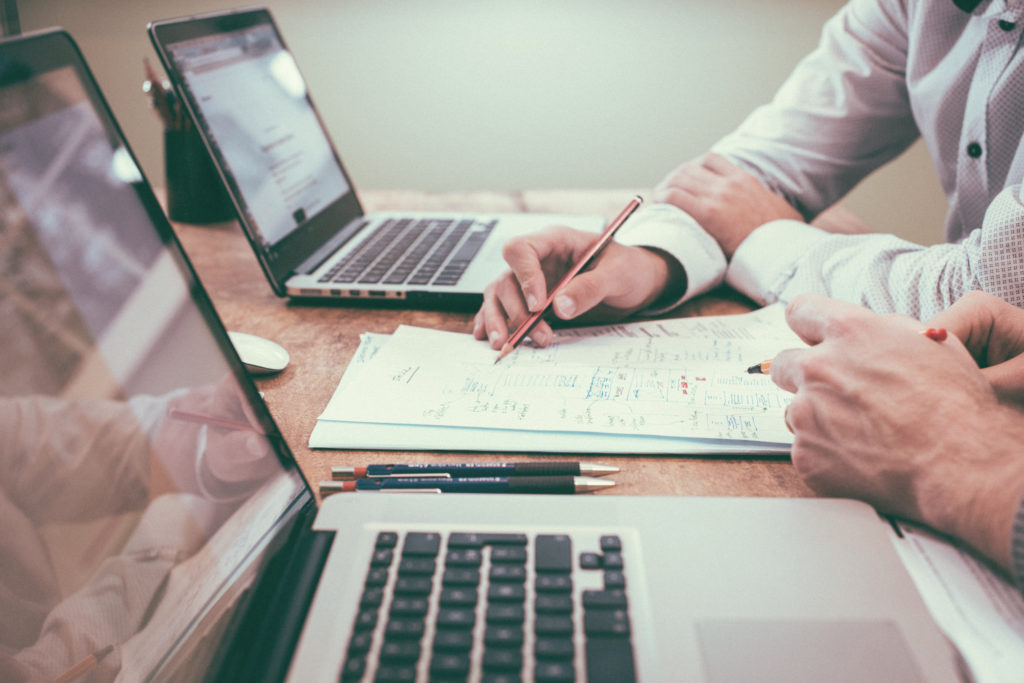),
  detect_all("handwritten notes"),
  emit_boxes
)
[313,305,802,453]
